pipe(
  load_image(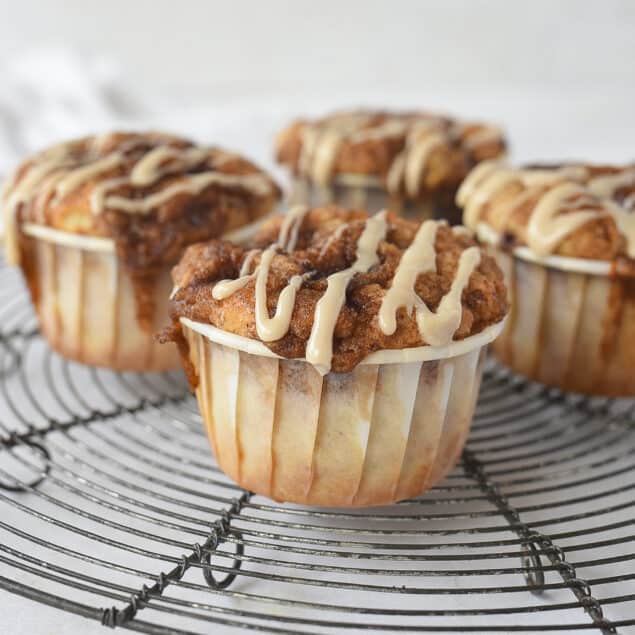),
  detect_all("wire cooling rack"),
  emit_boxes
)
[0,254,634,635]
